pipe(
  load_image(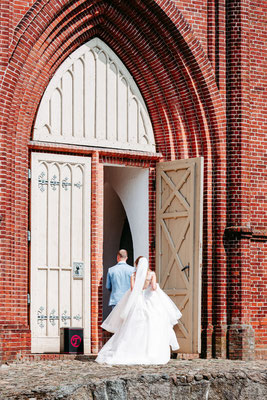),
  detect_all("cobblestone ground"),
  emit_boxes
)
[0,358,266,399]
